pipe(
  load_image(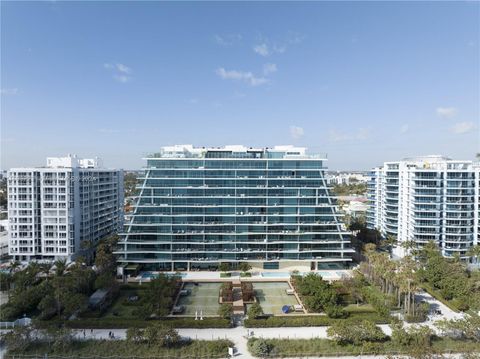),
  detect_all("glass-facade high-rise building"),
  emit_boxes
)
[116,145,353,271]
